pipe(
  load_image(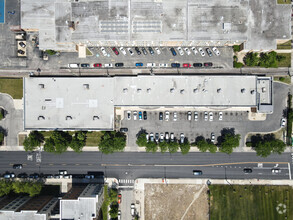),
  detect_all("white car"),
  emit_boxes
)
[147,63,156,67]
[119,47,127,55]
[155,47,161,55]
[211,133,215,143]
[146,133,149,142]
[212,47,220,56]
[204,112,208,121]
[177,47,184,56]
[127,48,134,56]
[180,133,185,144]
[209,112,213,121]
[184,48,191,55]
[219,112,223,121]
[198,48,205,56]
[173,112,177,121]
[271,168,281,173]
[281,118,286,128]
[104,63,113,68]
[133,111,137,120]
[100,47,107,56]
[165,111,170,121]
[191,47,198,55]
[160,133,164,142]
[194,112,198,121]
[159,63,168,67]
[187,111,192,121]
